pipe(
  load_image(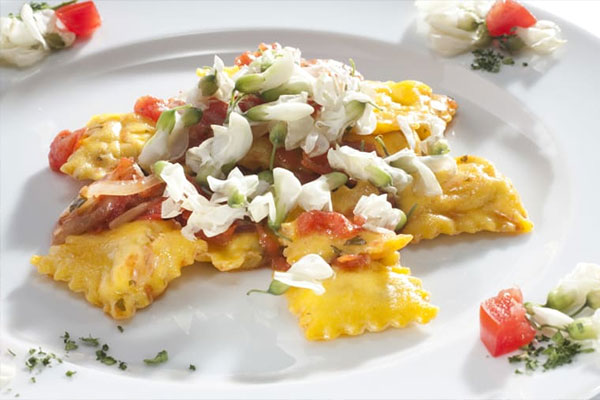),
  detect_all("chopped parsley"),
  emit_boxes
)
[61,332,78,352]
[30,377,36,383]
[344,236,366,246]
[95,344,117,366]
[25,348,62,372]
[189,364,196,371]
[118,361,128,371]
[117,325,124,333]
[143,350,168,365]
[65,370,76,377]
[79,335,99,347]
[508,333,594,373]
[471,49,506,73]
